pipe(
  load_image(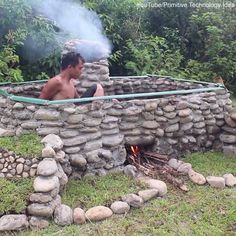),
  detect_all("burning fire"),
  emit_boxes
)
[130,145,140,157]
